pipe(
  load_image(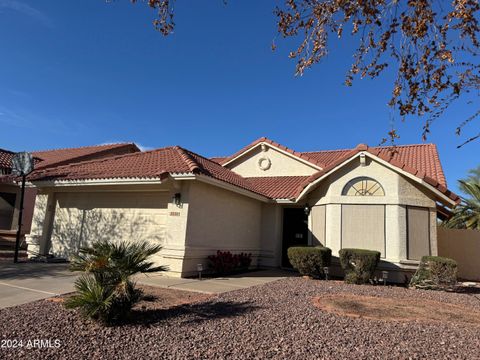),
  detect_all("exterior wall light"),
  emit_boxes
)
[173,193,182,207]
[197,263,204,280]
[304,203,311,216]
[382,270,389,286]
[323,266,329,281]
